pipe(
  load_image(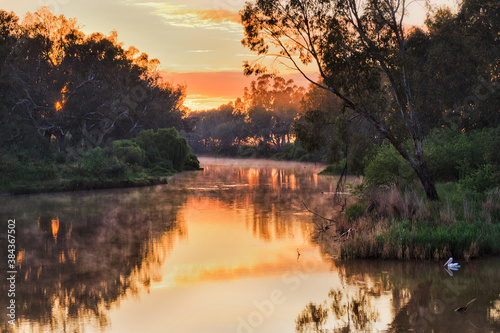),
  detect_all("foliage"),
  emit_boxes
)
[364,143,416,187]
[134,128,196,172]
[111,140,144,165]
[345,203,365,223]
[0,128,200,194]
[364,126,500,193]
[424,126,500,192]
[272,142,311,162]
[0,7,185,154]
[295,83,379,172]
[240,0,444,200]
[184,76,311,161]
[406,1,500,132]
[459,164,500,193]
